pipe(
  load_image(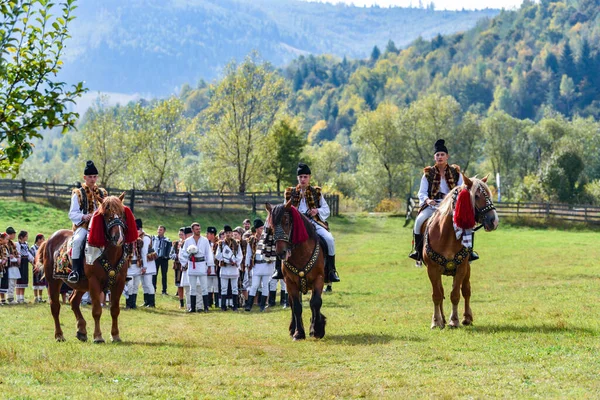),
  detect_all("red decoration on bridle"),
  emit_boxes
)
[87,211,107,247]
[124,206,138,243]
[290,206,309,244]
[453,187,476,230]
